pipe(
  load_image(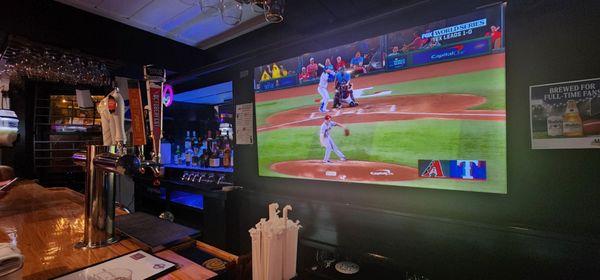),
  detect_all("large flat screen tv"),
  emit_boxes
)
[254,4,506,194]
